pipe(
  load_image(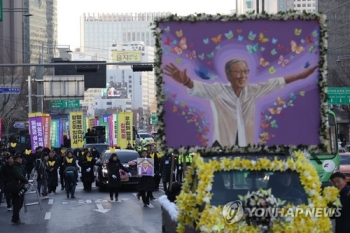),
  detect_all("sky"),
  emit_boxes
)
[57,0,235,49]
